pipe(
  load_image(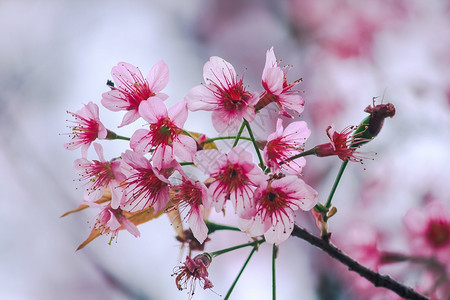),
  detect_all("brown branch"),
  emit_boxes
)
[291,224,429,300]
